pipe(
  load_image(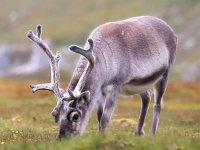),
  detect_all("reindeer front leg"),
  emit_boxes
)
[99,84,120,132]
[79,88,102,135]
